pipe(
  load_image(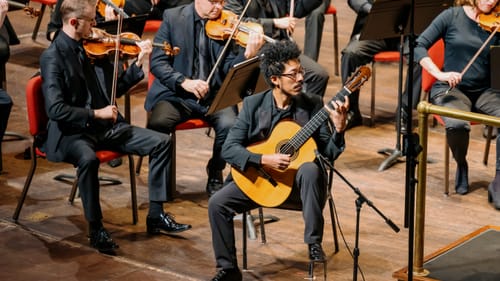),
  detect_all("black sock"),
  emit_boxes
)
[148,201,164,218]
[89,220,103,234]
